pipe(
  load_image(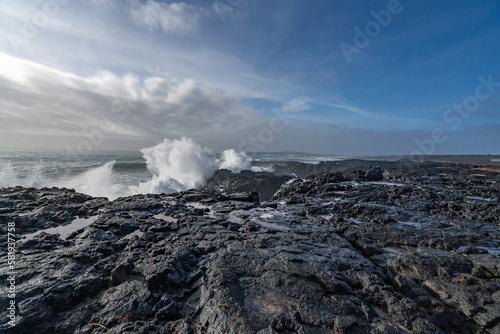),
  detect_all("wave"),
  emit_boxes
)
[0,138,253,200]
[219,149,252,173]
[0,163,44,188]
[129,137,252,195]
[55,161,129,199]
